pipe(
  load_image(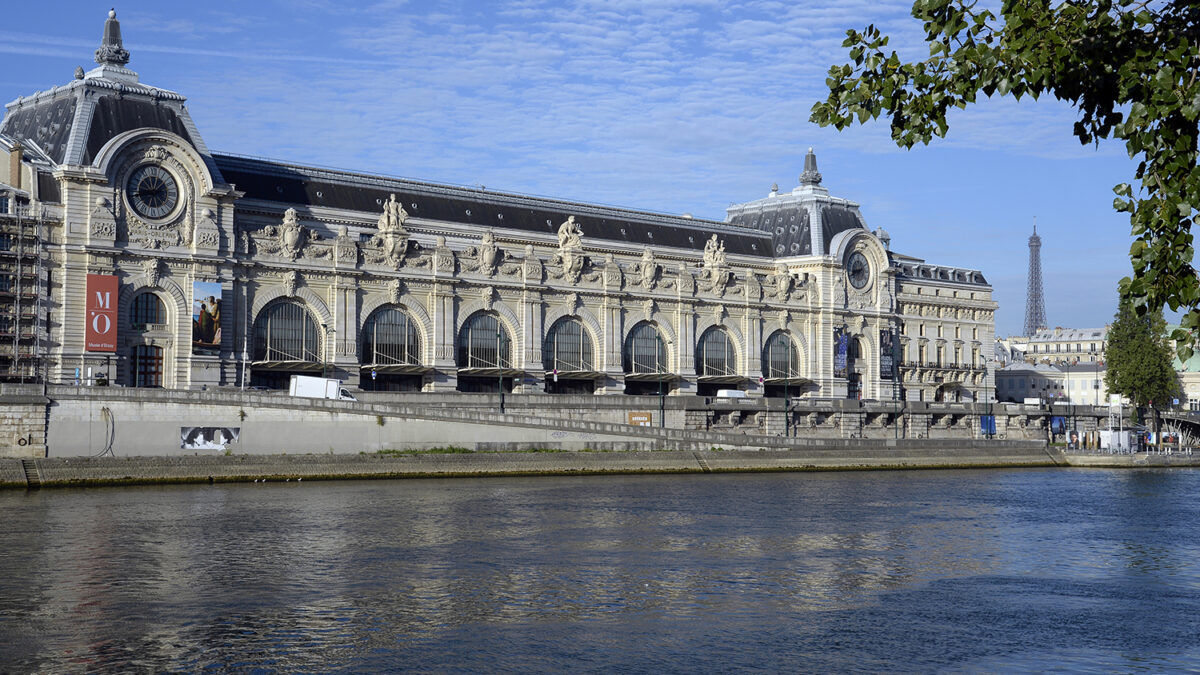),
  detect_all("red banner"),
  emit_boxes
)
[85,274,118,352]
